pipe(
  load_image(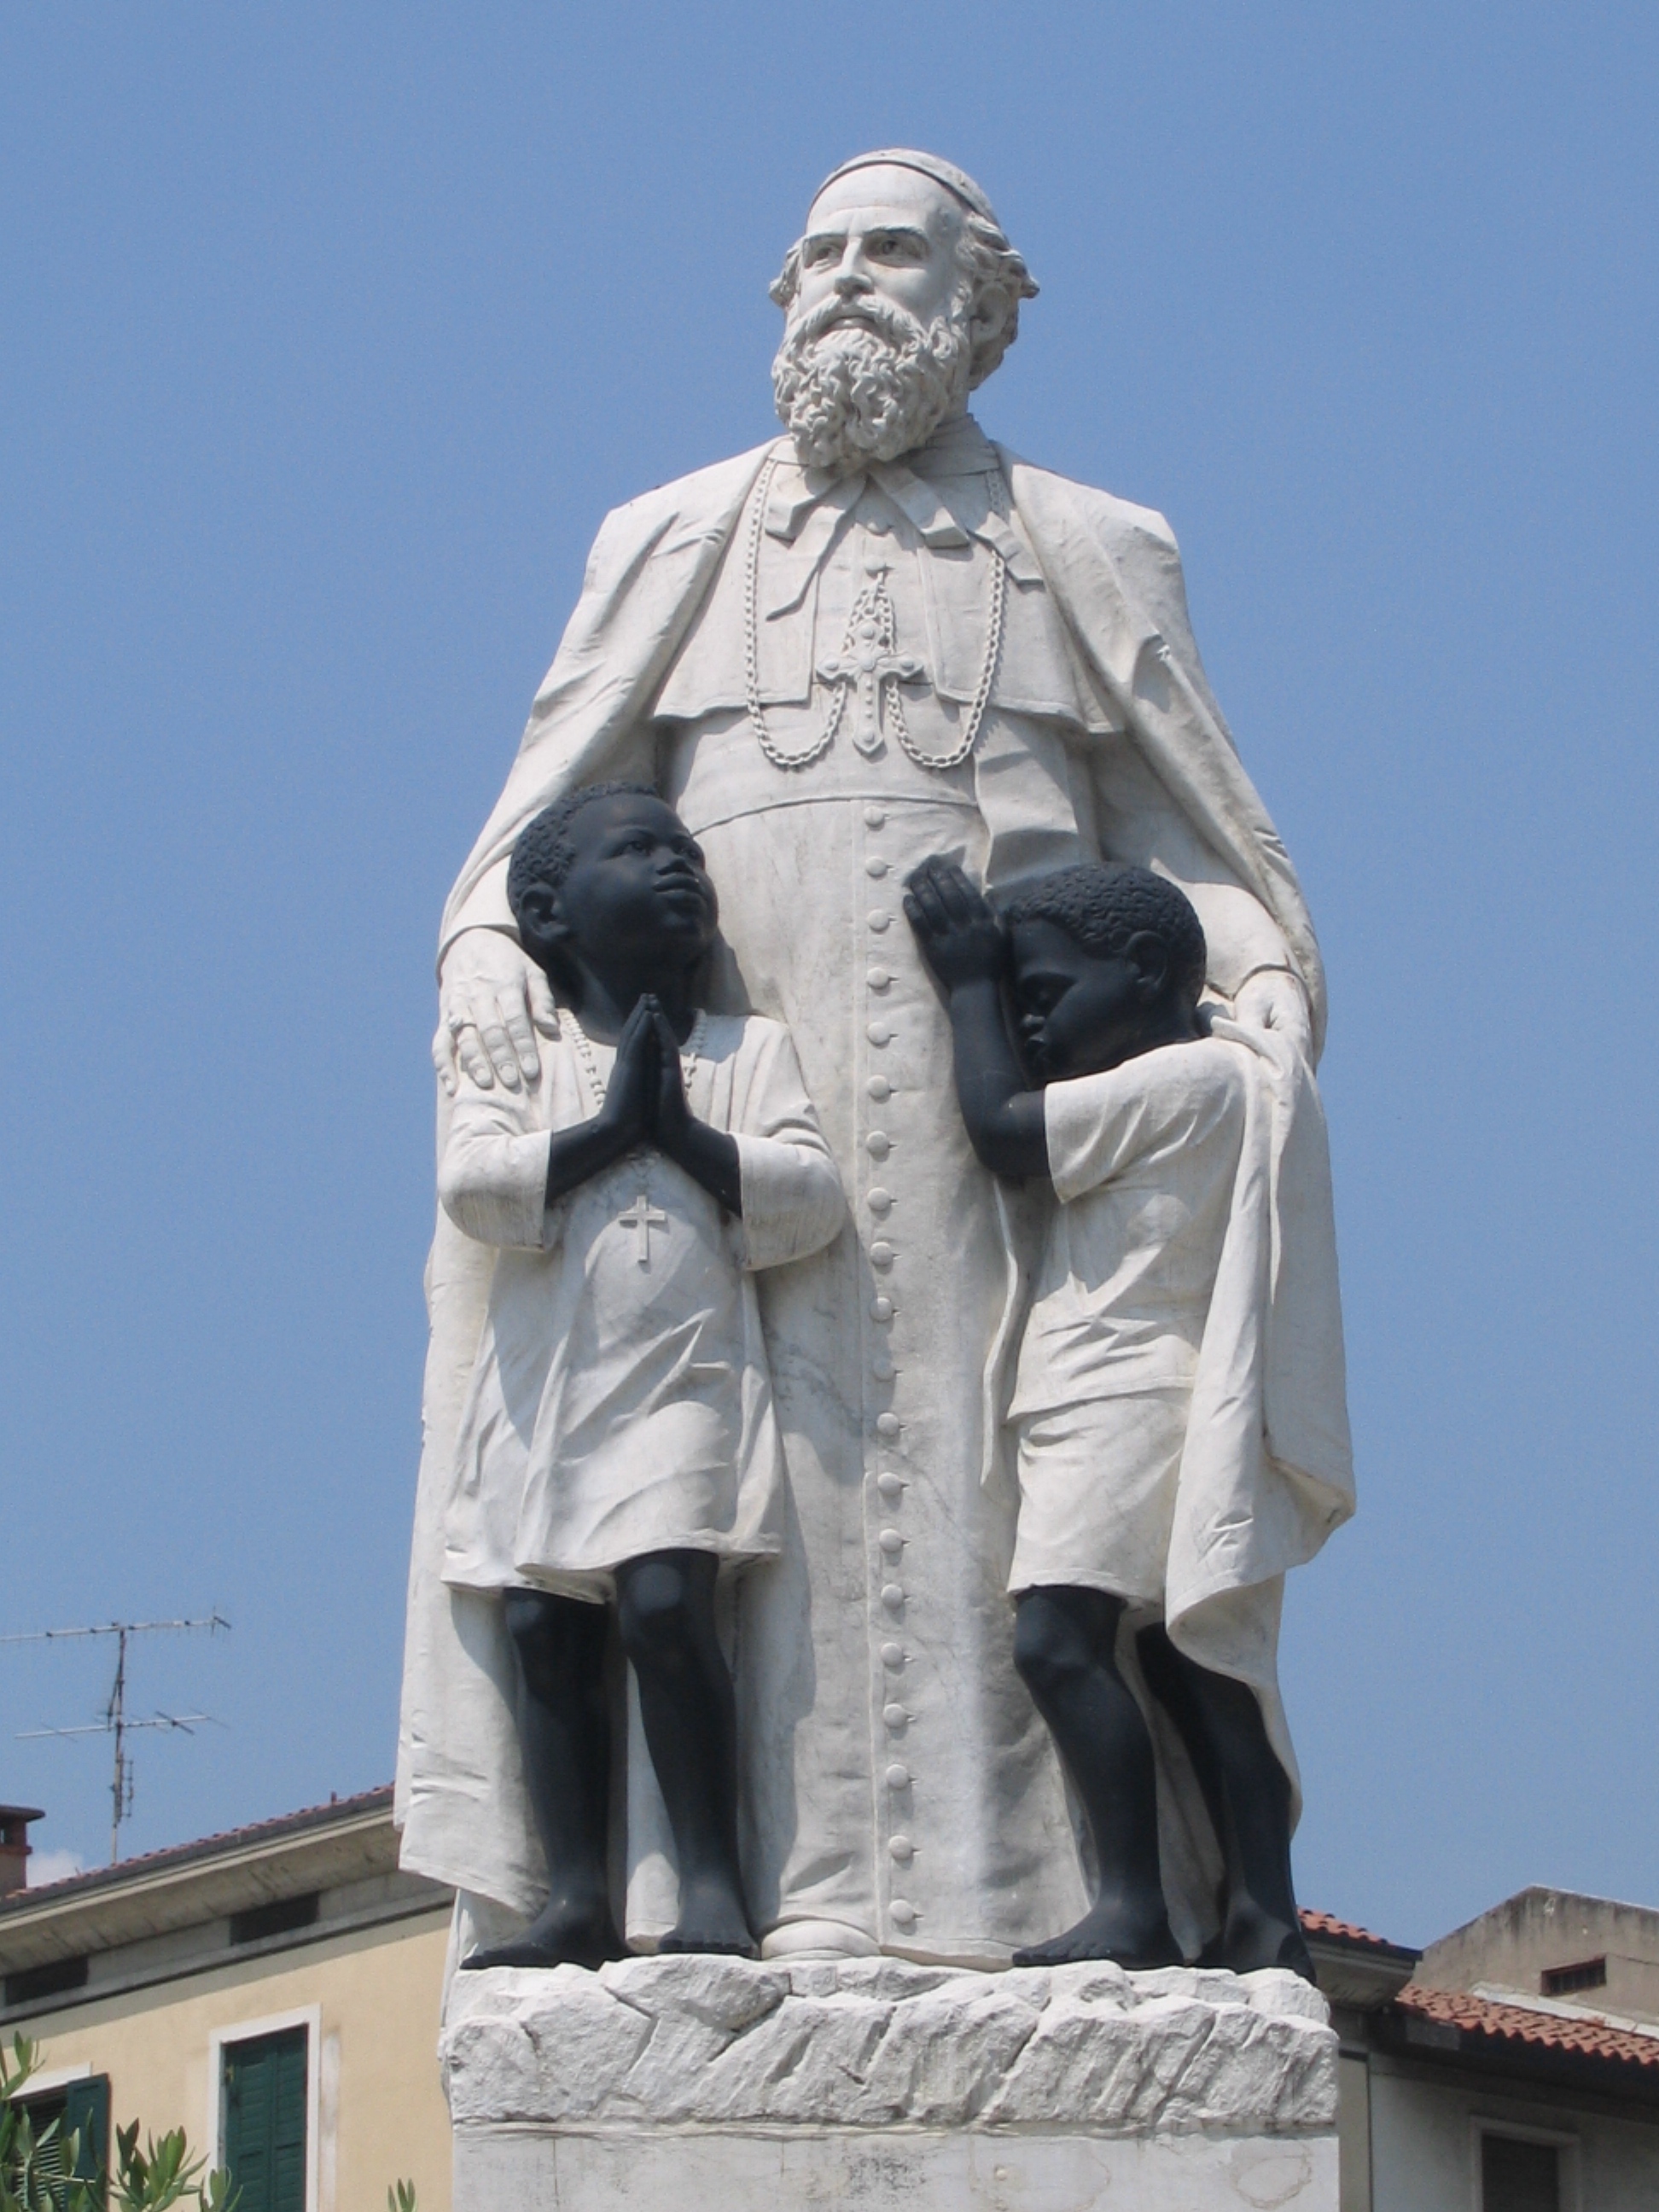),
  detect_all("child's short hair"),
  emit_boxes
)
[507,782,661,925]
[1003,864,1208,1008]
